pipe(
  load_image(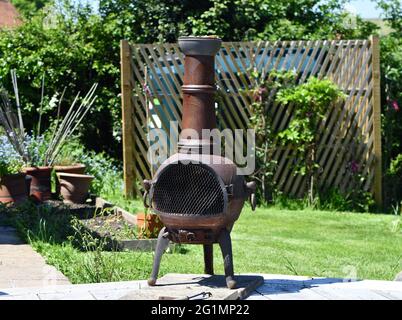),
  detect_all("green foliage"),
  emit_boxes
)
[317,188,375,213]
[54,137,122,196]
[2,201,126,283]
[245,70,296,202]
[276,77,347,155]
[389,153,402,176]
[386,153,402,204]
[0,158,23,176]
[376,0,402,33]
[1,0,398,211]
[377,0,402,208]
[246,71,351,208]
[10,0,52,17]
[188,0,378,41]
[3,202,402,283]
[0,136,24,176]
[273,187,375,213]
[68,217,124,283]
[0,0,380,160]
[276,77,346,205]
[0,5,119,157]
